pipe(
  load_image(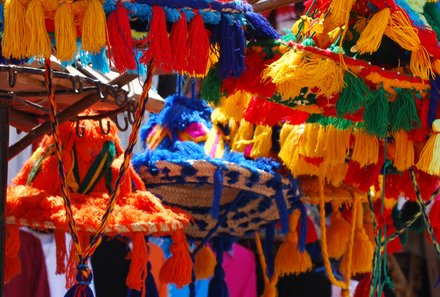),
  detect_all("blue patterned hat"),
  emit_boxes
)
[132,95,303,239]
